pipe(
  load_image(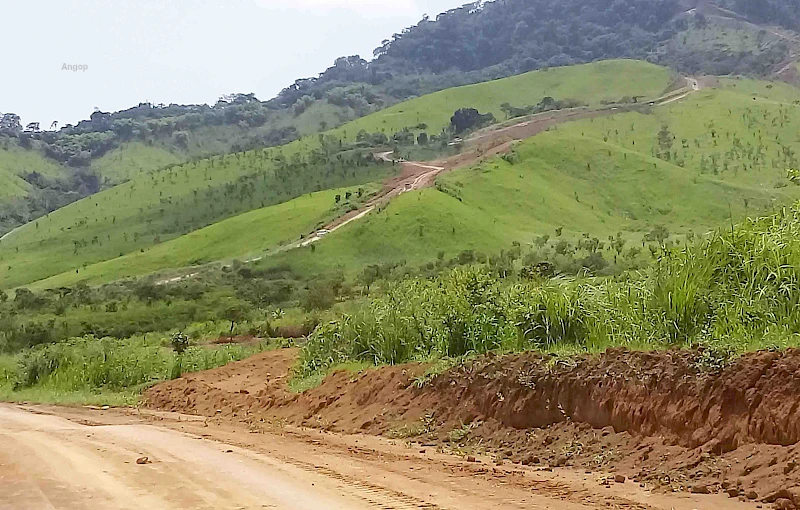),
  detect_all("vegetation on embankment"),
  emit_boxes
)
[6,200,800,405]
[298,202,800,375]
[0,335,271,406]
